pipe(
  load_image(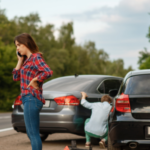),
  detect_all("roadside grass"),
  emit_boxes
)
[0,111,12,113]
